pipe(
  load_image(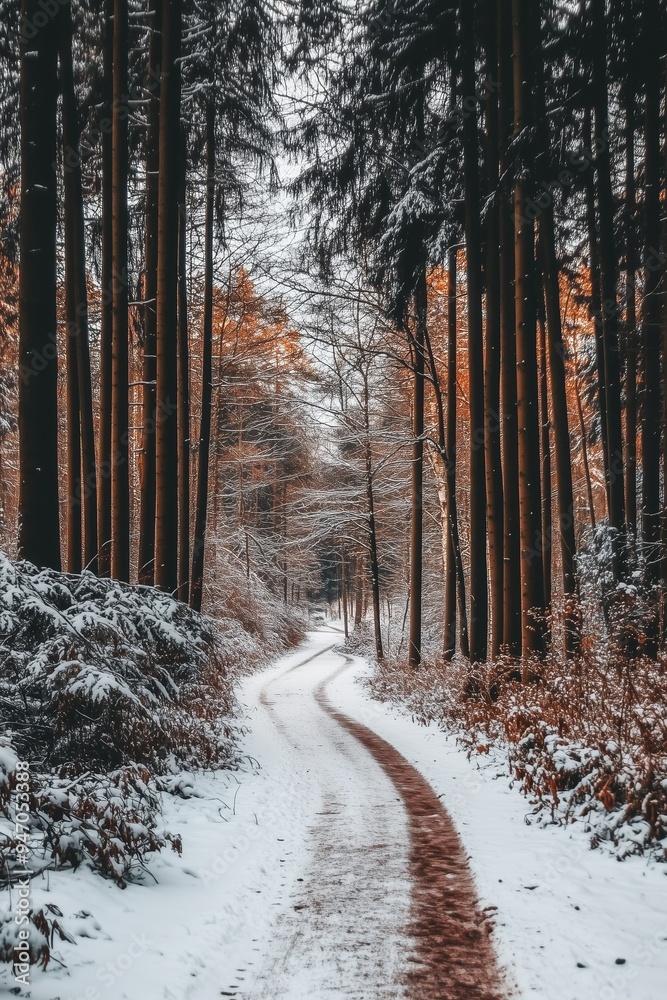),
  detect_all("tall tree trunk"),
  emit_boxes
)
[444,247,458,659]
[534,28,579,654]
[575,371,597,533]
[484,0,504,659]
[190,102,215,613]
[641,0,661,601]
[60,0,98,573]
[363,371,383,660]
[98,0,114,577]
[583,107,609,514]
[408,269,426,667]
[18,0,60,570]
[540,226,580,653]
[498,0,521,656]
[591,0,625,576]
[461,0,488,664]
[138,0,162,585]
[341,542,349,639]
[624,90,637,539]
[155,0,182,593]
[354,554,363,626]
[177,140,190,603]
[661,62,667,638]
[424,259,469,662]
[111,0,130,581]
[537,281,551,612]
[64,207,82,574]
[512,0,546,660]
